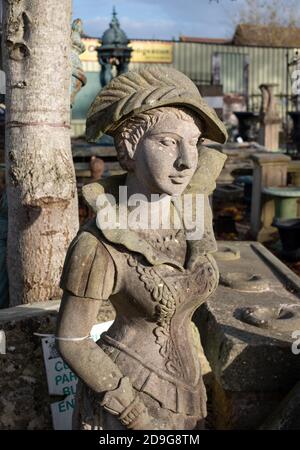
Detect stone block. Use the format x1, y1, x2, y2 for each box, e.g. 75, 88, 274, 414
194, 241, 300, 429
260, 381, 300, 430
210, 376, 285, 430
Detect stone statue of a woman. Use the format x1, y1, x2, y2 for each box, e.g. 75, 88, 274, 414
56, 66, 227, 430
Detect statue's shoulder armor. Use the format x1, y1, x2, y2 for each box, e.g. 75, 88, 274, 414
60, 221, 115, 300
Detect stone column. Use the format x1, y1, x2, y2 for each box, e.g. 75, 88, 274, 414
250, 153, 291, 242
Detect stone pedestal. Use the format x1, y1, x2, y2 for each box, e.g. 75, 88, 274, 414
288, 112, 300, 156
194, 241, 300, 430
250, 153, 291, 242
259, 122, 281, 151
288, 161, 300, 187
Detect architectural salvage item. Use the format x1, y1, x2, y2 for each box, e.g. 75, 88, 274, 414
56, 66, 227, 430
288, 112, 300, 157
234, 111, 259, 142
97, 8, 132, 88
288, 160, 300, 186
71, 18, 87, 106
90, 156, 105, 181
272, 218, 300, 261
258, 84, 281, 151
262, 186, 300, 220
250, 153, 291, 242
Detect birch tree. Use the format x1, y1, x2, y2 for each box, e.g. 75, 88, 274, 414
2, 0, 78, 305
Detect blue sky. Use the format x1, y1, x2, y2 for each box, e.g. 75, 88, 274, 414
72, 0, 300, 41
72, 0, 242, 40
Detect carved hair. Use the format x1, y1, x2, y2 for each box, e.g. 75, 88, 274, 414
113, 106, 204, 171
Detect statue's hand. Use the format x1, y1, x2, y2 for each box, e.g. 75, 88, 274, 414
100, 376, 136, 416
101, 376, 171, 430
101, 376, 151, 429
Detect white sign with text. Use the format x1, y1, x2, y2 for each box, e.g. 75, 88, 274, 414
41, 320, 113, 430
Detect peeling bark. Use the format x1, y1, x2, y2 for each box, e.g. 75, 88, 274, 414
3, 0, 79, 305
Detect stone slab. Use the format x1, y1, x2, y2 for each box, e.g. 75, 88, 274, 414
194, 241, 300, 392
260, 381, 300, 430
210, 376, 285, 430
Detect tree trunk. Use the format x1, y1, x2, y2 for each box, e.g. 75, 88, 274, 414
2, 0, 79, 305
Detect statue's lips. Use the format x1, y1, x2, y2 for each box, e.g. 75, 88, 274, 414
169, 175, 188, 185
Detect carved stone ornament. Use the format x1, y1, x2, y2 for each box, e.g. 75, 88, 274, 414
71, 18, 87, 106
56, 66, 227, 430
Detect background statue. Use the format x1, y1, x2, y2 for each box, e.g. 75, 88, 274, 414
56, 66, 227, 430
258, 83, 281, 150
71, 18, 87, 106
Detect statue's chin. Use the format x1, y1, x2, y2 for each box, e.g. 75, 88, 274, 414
140, 178, 189, 197
163, 184, 188, 197
154, 186, 186, 197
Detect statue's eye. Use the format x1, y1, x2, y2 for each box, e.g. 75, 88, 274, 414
160, 137, 177, 146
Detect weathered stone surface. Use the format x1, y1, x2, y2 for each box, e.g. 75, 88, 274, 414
194, 241, 300, 429
288, 161, 300, 187
209, 376, 285, 430
260, 381, 300, 430
215, 142, 259, 185
195, 241, 300, 393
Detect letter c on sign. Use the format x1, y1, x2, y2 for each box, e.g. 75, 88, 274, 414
55, 360, 63, 371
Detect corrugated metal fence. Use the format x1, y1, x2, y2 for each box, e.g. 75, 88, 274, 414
171, 42, 300, 119
73, 41, 300, 135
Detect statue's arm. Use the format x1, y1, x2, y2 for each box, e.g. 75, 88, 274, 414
56, 292, 153, 429
56, 231, 165, 429
56, 293, 123, 393
56, 297, 169, 430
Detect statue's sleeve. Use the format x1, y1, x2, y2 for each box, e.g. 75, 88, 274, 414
60, 231, 115, 300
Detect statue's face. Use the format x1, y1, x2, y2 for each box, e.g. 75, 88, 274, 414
133, 111, 201, 196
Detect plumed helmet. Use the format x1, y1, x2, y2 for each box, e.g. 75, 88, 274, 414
86, 65, 228, 144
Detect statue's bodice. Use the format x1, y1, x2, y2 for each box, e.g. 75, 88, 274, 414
96, 229, 219, 417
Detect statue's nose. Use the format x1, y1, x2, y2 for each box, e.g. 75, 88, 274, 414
175, 142, 194, 171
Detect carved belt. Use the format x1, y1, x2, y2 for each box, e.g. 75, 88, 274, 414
99, 333, 207, 418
